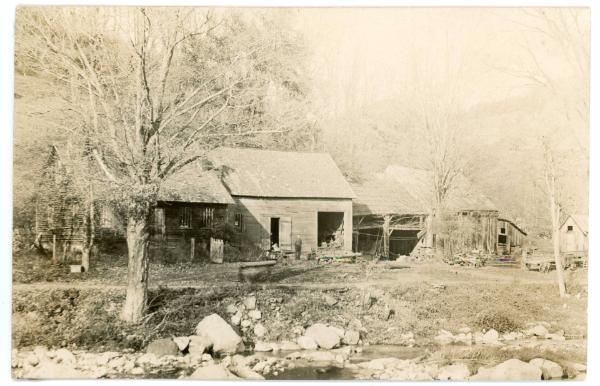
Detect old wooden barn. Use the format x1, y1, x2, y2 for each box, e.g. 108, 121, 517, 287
352, 165, 500, 258
210, 147, 356, 255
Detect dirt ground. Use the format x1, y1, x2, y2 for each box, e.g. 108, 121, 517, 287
12, 252, 588, 376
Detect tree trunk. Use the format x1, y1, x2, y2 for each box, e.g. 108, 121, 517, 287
121, 211, 151, 323
550, 195, 567, 297
81, 199, 95, 272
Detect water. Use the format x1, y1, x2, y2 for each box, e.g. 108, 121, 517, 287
267, 365, 359, 380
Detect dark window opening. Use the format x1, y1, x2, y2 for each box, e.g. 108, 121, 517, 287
179, 207, 192, 228
500, 227, 506, 234
199, 207, 214, 228
567, 225, 573, 232
498, 234, 507, 244
234, 213, 244, 232
270, 217, 280, 247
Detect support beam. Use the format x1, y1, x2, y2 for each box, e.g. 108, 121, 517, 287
383, 214, 391, 258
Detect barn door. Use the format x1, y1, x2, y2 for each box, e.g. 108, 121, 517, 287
279, 217, 292, 251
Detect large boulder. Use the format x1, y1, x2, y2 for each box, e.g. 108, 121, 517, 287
437, 363, 470, 380
525, 325, 549, 337
297, 335, 319, 350
342, 330, 360, 345
530, 358, 563, 379
229, 365, 265, 380
482, 329, 500, 344
195, 314, 243, 354
279, 341, 301, 351
304, 323, 341, 349
254, 323, 267, 338
470, 359, 542, 381
188, 335, 212, 355
188, 364, 240, 380
146, 338, 180, 357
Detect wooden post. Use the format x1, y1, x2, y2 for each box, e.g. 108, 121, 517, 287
190, 237, 195, 262
52, 235, 57, 263
383, 215, 391, 258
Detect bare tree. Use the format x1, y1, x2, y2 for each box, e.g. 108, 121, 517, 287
16, 7, 310, 322
496, 9, 589, 296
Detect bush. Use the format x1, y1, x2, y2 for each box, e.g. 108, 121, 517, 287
474, 308, 523, 333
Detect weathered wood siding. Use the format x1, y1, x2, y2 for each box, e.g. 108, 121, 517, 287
229, 196, 353, 252
560, 217, 588, 254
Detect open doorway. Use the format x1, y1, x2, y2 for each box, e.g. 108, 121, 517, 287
270, 217, 280, 247
318, 212, 344, 247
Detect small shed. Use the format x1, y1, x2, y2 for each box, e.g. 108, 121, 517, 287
497, 217, 528, 255
560, 214, 588, 256
209, 147, 356, 255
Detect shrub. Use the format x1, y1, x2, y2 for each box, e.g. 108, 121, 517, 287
474, 308, 523, 333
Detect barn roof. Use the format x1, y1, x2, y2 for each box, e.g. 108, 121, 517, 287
498, 217, 528, 236
158, 167, 234, 204
209, 147, 356, 199
352, 165, 497, 215
562, 214, 588, 235
351, 179, 427, 216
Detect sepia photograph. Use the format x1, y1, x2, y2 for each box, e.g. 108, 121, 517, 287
8, 2, 591, 381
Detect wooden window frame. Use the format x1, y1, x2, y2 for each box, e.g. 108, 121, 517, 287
234, 213, 244, 233
179, 206, 193, 229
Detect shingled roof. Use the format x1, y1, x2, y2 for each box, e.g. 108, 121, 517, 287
352, 179, 427, 216
158, 167, 233, 204
352, 165, 497, 216
209, 147, 356, 199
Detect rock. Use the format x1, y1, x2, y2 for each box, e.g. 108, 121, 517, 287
226, 303, 238, 314
231, 311, 242, 326
279, 341, 301, 351
458, 327, 471, 334
482, 329, 499, 344
188, 364, 240, 380
305, 323, 341, 349
324, 294, 338, 306
229, 365, 265, 380
173, 336, 190, 352
530, 358, 563, 379
503, 332, 518, 341
546, 333, 566, 341
437, 363, 471, 380
243, 296, 257, 310
252, 361, 268, 373
253, 341, 273, 352
24, 360, 88, 379
146, 338, 180, 357
241, 319, 252, 328
188, 335, 212, 355
195, 314, 243, 354
297, 335, 319, 350
525, 325, 548, 337
434, 330, 454, 345
470, 359, 542, 381
53, 349, 75, 365
202, 353, 213, 362
254, 323, 267, 337
330, 326, 345, 338
454, 333, 472, 345
343, 330, 360, 345
474, 331, 484, 344
570, 362, 586, 372
248, 310, 262, 320
348, 318, 363, 331
130, 367, 144, 376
